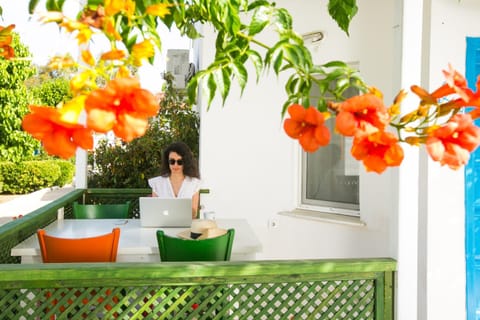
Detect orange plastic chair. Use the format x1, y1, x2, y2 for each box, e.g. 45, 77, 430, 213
37, 228, 120, 263
36, 228, 121, 318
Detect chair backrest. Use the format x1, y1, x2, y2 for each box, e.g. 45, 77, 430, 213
37, 228, 121, 263
156, 229, 235, 261
73, 201, 131, 219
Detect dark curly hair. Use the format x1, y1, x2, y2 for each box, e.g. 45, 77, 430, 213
160, 141, 200, 178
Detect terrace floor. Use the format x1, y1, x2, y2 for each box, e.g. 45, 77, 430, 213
0, 186, 74, 226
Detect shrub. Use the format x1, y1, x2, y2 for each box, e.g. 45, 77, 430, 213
54, 160, 75, 187
30, 77, 72, 106
0, 160, 74, 194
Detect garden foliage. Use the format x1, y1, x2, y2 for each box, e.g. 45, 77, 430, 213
0, 160, 74, 194
0, 33, 39, 162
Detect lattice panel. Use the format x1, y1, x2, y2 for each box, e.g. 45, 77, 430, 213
0, 279, 376, 319
85, 190, 151, 219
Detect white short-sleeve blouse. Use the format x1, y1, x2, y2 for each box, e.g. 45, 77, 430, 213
148, 176, 201, 198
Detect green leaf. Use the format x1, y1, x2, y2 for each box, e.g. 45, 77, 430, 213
247, 50, 263, 82
247, 0, 271, 11
213, 68, 232, 105
273, 51, 284, 75
328, 0, 358, 35
322, 60, 350, 68
265, 38, 288, 66
183, 23, 202, 39
285, 76, 300, 95
45, 0, 66, 11
298, 78, 312, 102
28, 0, 41, 14
206, 73, 217, 109
187, 73, 201, 105
336, 77, 350, 91
272, 8, 293, 31
231, 61, 248, 95
249, 13, 270, 36
282, 44, 300, 67
283, 43, 313, 70
226, 2, 242, 35
317, 99, 328, 111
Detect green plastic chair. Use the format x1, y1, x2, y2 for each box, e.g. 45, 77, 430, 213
72, 201, 131, 219
156, 229, 235, 261
155, 229, 235, 318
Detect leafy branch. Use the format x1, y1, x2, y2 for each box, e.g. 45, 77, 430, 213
26, 0, 360, 115
177, 0, 364, 113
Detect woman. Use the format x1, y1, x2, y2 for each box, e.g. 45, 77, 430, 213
148, 142, 201, 218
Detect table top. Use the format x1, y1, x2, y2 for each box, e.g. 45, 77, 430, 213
11, 218, 263, 261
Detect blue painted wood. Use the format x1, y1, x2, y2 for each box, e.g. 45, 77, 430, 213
465, 36, 480, 320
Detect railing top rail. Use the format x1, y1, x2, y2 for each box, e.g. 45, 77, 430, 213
84, 188, 151, 195
0, 188, 84, 236
0, 258, 396, 284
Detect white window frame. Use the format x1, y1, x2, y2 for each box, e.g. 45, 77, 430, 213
295, 65, 361, 218
296, 141, 360, 217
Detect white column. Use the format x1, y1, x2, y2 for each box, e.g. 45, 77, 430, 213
74, 148, 88, 188
393, 0, 424, 319
72, 0, 88, 189
421, 1, 467, 318
74, 110, 88, 188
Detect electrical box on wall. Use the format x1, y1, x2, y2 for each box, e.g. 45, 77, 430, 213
166, 49, 190, 89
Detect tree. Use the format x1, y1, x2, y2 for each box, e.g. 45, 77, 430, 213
29, 77, 72, 107
0, 33, 40, 162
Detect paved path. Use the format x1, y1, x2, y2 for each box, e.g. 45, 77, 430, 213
0, 186, 75, 226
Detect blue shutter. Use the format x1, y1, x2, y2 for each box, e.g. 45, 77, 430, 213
465, 36, 480, 320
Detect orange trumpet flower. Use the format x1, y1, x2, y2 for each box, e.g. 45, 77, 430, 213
335, 93, 390, 137
22, 106, 93, 159
84, 77, 160, 142
426, 113, 480, 169
431, 64, 471, 101
351, 130, 404, 174
0, 24, 16, 59
284, 104, 331, 152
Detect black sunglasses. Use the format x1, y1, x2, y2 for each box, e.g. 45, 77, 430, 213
169, 159, 184, 165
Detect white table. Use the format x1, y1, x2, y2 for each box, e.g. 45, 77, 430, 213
11, 219, 263, 263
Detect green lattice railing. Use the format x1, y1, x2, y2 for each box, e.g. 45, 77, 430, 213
83, 188, 152, 219
0, 259, 395, 319
0, 188, 396, 319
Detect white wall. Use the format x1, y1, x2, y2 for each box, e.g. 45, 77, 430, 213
418, 1, 480, 319
198, 1, 480, 318
198, 0, 397, 260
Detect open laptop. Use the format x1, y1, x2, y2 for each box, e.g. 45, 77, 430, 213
139, 197, 192, 227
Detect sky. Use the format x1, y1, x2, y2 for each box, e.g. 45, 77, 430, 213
0, 0, 193, 92
0, 1, 80, 65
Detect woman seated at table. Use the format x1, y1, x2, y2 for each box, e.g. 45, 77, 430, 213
148, 142, 202, 219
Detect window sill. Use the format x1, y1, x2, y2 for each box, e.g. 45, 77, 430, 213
278, 209, 366, 227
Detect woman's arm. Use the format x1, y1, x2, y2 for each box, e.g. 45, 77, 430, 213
191, 191, 200, 219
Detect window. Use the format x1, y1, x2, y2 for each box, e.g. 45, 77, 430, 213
299, 78, 360, 216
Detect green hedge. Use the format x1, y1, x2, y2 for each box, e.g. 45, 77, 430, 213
54, 160, 75, 187
0, 160, 74, 194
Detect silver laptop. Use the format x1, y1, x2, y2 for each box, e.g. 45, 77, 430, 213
139, 197, 192, 227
